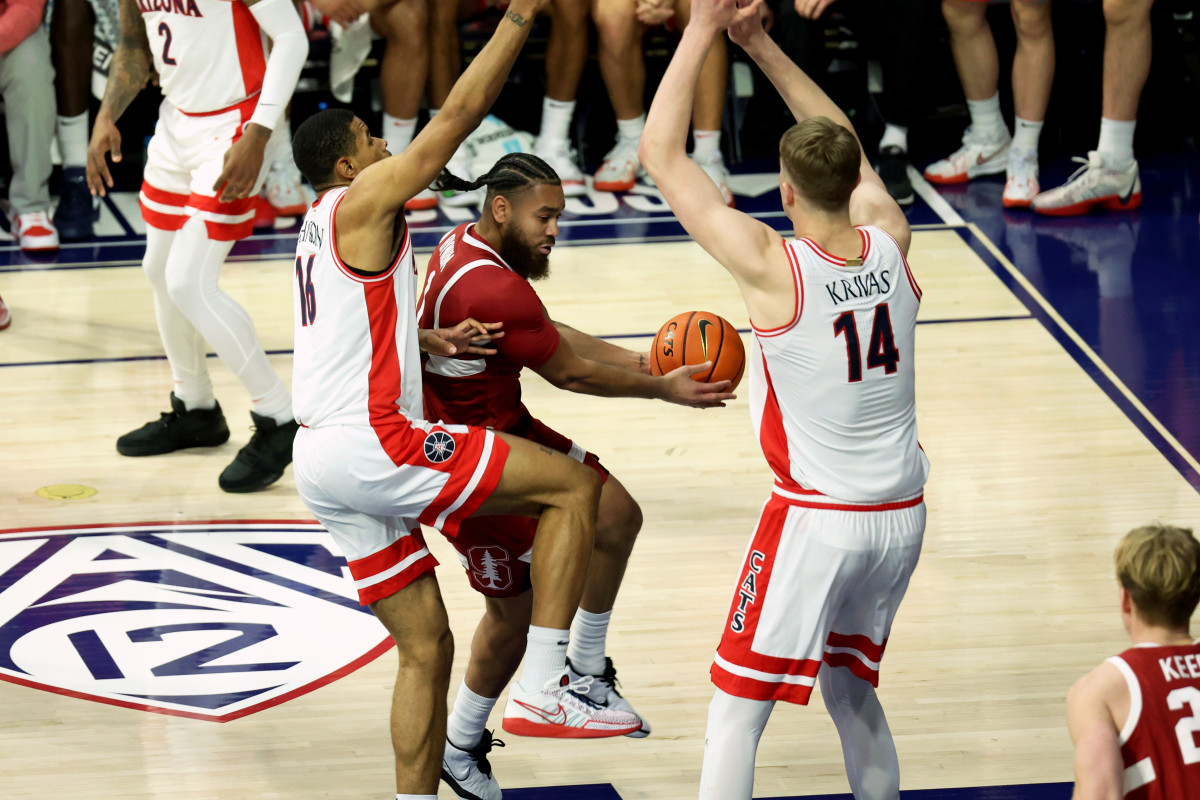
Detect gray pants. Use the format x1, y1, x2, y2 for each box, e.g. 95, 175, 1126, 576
0, 27, 55, 214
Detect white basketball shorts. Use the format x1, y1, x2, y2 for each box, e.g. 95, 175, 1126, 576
139, 96, 282, 241
293, 420, 509, 605
712, 492, 925, 705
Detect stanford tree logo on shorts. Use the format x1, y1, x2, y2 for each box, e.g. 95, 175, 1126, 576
424, 431, 456, 463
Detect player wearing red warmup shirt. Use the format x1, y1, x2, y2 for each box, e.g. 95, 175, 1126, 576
418, 152, 734, 800
1068, 523, 1200, 800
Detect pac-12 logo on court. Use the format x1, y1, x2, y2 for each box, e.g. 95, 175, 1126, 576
0, 521, 391, 722
424, 430, 456, 463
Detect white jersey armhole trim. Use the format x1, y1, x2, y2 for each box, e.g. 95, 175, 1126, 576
1107, 655, 1142, 746
875, 226, 922, 301
751, 239, 804, 338
327, 190, 410, 284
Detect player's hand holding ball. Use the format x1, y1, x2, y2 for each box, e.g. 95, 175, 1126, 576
651, 311, 745, 407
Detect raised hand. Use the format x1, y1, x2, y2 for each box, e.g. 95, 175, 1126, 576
727, 0, 769, 44
661, 362, 736, 408
794, 0, 837, 21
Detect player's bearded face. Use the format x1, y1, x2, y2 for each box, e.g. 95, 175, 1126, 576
498, 186, 564, 282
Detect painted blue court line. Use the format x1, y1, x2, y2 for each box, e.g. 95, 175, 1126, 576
494, 782, 1073, 799
0, 314, 1034, 370
956, 225, 1200, 493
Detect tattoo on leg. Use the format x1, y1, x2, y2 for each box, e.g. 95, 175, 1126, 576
505, 9, 527, 26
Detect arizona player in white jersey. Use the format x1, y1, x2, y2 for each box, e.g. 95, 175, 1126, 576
1067, 524, 1200, 800
85, 0, 307, 492
641, 0, 929, 797
288, 3, 646, 797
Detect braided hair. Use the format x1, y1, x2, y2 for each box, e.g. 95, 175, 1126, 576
434, 152, 561, 206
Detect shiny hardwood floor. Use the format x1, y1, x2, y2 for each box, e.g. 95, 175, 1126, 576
1, 229, 1197, 799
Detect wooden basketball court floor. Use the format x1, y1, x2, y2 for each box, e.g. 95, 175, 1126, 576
1, 216, 1198, 799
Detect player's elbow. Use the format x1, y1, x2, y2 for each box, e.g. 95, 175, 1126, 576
638, 137, 667, 180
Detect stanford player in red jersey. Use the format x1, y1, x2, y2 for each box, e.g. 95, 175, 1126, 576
418, 152, 734, 800
1068, 523, 1200, 800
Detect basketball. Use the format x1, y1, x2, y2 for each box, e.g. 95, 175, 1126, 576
650, 311, 746, 390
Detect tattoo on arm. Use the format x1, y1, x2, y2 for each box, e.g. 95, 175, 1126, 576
101, 0, 153, 121
505, 9, 527, 26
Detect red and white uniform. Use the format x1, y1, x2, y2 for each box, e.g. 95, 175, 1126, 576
292, 191, 510, 605
417, 223, 606, 597
713, 226, 930, 705
1108, 642, 1200, 798
136, 0, 279, 240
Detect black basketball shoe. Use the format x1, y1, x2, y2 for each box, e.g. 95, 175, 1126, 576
116, 394, 230, 456
876, 145, 914, 206
218, 411, 299, 493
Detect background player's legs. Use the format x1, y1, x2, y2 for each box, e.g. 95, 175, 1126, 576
697, 688, 774, 800
820, 666, 899, 800
1100, 0, 1152, 162
373, 0, 435, 209
371, 572, 455, 797
1, 26, 58, 252
1005, 0, 1053, 206
535, 0, 590, 193
426, 0, 461, 112
591, 0, 647, 191
925, 0, 1009, 184
50, 0, 97, 241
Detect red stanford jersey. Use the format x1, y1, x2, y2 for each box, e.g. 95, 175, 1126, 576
417, 223, 560, 431
1108, 642, 1200, 798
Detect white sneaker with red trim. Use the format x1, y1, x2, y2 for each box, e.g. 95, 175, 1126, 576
264, 159, 308, 216
13, 210, 59, 252
502, 673, 642, 738
535, 136, 586, 197
593, 139, 643, 193
0, 294, 11, 330
1031, 151, 1141, 216
405, 188, 439, 211
923, 126, 1010, 185
1002, 148, 1039, 209
567, 657, 650, 738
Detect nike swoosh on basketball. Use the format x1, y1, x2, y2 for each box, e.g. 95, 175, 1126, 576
697, 319, 713, 360
976, 147, 1005, 166
514, 699, 568, 725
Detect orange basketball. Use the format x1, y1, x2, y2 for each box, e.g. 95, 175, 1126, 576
650, 311, 745, 390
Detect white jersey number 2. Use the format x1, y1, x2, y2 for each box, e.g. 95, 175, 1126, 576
1167, 686, 1200, 764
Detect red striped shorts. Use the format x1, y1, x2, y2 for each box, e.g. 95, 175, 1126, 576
712, 492, 925, 704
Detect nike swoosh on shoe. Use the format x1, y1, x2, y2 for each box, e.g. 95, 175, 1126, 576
976, 147, 1006, 165
1118, 177, 1137, 205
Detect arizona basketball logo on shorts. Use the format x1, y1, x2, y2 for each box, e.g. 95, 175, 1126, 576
0, 521, 391, 722
424, 430, 456, 463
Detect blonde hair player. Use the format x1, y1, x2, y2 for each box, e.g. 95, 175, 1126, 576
640, 0, 929, 797
1067, 524, 1200, 799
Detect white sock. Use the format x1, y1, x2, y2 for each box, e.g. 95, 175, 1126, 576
539, 97, 575, 144
383, 113, 417, 155
57, 112, 89, 169
692, 129, 721, 163
616, 114, 646, 144
698, 689, 774, 800
879, 123, 907, 153
567, 609, 611, 676
966, 93, 1006, 141
820, 666, 899, 800
518, 625, 569, 691
1011, 117, 1043, 153
446, 682, 499, 750
1098, 117, 1136, 171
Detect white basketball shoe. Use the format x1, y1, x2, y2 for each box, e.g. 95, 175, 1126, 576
1031, 151, 1141, 216
535, 136, 586, 197
693, 151, 735, 208
593, 139, 644, 192
439, 148, 485, 208
923, 126, 1010, 185
568, 657, 651, 738
502, 672, 643, 738
441, 730, 504, 800
1002, 148, 1040, 209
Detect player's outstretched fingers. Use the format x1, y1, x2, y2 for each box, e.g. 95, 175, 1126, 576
664, 362, 735, 407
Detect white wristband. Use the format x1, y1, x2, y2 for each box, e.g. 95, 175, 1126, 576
246, 0, 308, 132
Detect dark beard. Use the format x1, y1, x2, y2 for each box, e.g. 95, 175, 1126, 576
499, 235, 551, 281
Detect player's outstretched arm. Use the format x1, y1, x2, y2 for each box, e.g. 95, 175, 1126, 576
728, 8, 910, 254
552, 322, 649, 373
534, 337, 734, 408
342, 0, 548, 218
639, 0, 780, 291
87, 0, 152, 196
1065, 665, 1125, 800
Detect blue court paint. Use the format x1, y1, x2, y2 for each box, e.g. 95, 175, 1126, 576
498, 782, 1073, 799
931, 153, 1200, 492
